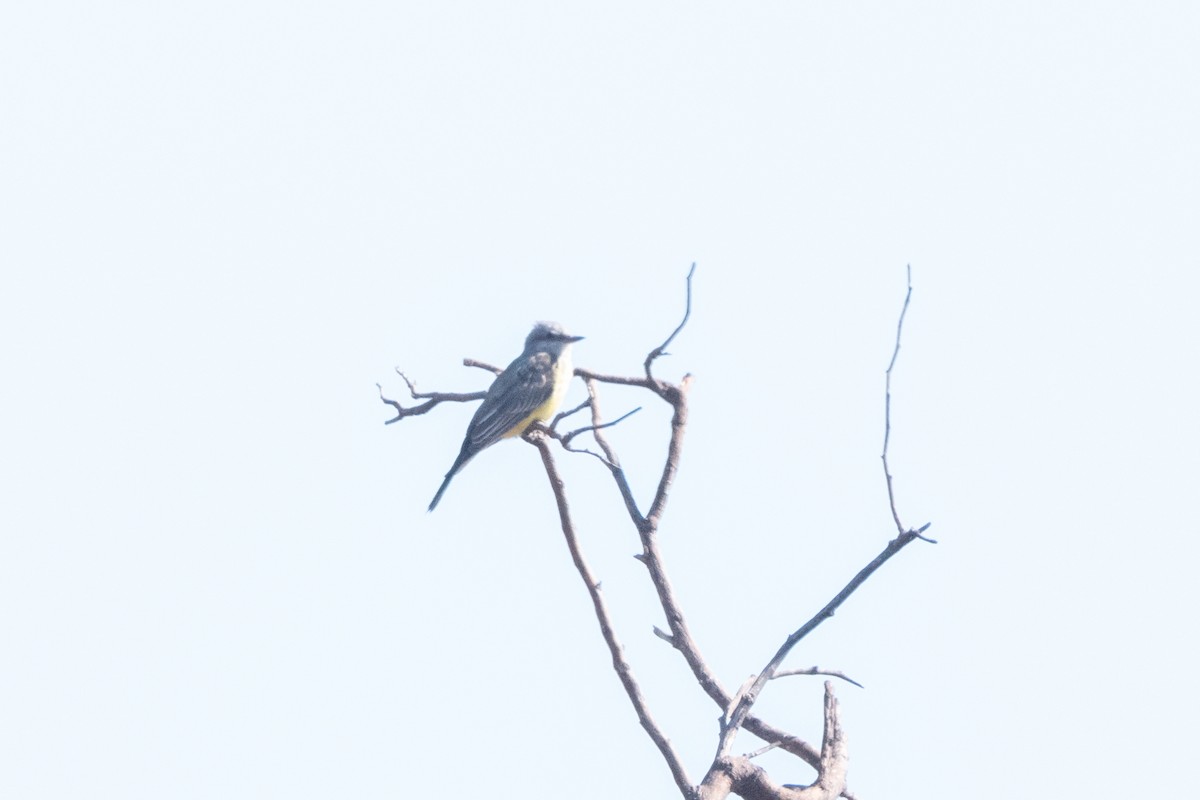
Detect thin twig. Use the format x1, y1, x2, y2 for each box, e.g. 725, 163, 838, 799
645, 263, 696, 379
744, 741, 782, 759
558, 442, 619, 469
773, 668, 864, 690
377, 372, 486, 425
574, 369, 656, 388
462, 357, 503, 375
539, 396, 639, 469
881, 267, 935, 544
582, 378, 646, 525
560, 406, 642, 448
553, 398, 593, 428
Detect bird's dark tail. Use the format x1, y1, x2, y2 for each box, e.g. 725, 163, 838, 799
428, 447, 474, 512
427, 470, 456, 512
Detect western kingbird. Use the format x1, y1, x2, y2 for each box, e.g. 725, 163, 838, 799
428, 321, 584, 512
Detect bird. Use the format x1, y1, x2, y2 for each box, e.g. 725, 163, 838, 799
428, 321, 584, 512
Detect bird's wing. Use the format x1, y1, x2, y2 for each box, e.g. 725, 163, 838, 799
464, 353, 555, 451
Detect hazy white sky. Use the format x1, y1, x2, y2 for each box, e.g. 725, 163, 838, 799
2, 3, 1198, 799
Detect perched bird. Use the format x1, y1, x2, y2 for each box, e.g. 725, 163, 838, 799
428, 322, 584, 512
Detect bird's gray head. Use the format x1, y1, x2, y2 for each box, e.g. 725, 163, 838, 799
525, 321, 584, 354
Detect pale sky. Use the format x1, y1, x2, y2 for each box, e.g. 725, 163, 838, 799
2, 3, 1198, 799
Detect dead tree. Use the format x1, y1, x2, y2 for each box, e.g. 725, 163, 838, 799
380, 265, 933, 800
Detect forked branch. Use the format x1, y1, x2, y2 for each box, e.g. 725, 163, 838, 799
706, 268, 934, 787
532, 435, 694, 797
698, 682, 848, 800
377, 371, 486, 425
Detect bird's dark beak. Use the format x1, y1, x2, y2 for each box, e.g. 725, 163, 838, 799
566, 334, 585, 343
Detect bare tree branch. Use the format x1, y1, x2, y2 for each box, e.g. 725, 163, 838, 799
531, 434, 694, 798
579, 377, 648, 526
385, 265, 929, 800
553, 398, 594, 427
560, 406, 642, 450
377, 371, 486, 425
773, 668, 864, 690
744, 742, 782, 760
645, 261, 696, 379
712, 269, 935, 766
882, 265, 935, 544
462, 357, 503, 375
571, 369, 656, 387
717, 523, 931, 763
565, 271, 846, 792
697, 682, 848, 800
